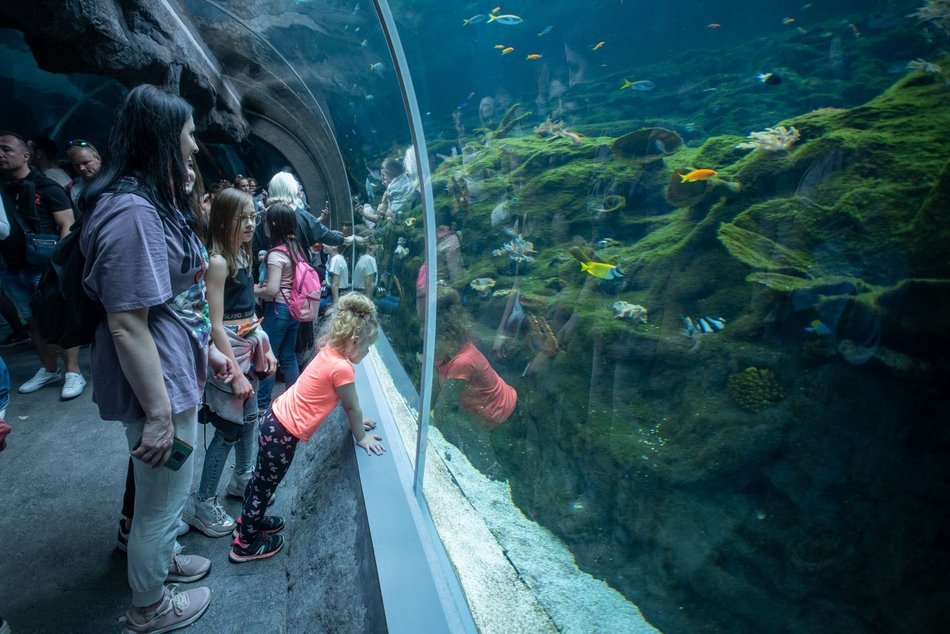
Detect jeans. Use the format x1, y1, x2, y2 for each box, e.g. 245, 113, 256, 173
124, 407, 197, 607
0, 267, 43, 322
257, 301, 299, 411
196, 412, 258, 499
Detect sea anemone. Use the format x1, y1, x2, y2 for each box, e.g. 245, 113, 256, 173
912, 1, 950, 35
736, 126, 800, 152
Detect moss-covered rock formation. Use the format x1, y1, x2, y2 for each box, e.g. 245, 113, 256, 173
383, 17, 950, 634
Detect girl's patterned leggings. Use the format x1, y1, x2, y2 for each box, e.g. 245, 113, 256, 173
237, 408, 300, 542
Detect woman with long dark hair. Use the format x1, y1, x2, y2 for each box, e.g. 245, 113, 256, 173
80, 84, 216, 632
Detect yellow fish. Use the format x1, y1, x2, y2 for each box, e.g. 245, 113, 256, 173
526, 53, 542, 60
494, 44, 506, 49
592, 41, 606, 50
620, 79, 655, 91
501, 47, 514, 55
680, 168, 718, 183
580, 260, 625, 280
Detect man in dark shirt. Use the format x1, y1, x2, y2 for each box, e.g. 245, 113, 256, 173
0, 131, 85, 399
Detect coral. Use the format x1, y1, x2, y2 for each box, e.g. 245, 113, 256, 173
527, 314, 559, 356
490, 104, 532, 139
912, 0, 950, 35
727, 367, 785, 412
535, 116, 584, 144
907, 58, 943, 75
492, 235, 536, 262
736, 126, 801, 152
612, 301, 648, 323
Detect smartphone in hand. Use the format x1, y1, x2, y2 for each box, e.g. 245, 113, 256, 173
132, 436, 194, 471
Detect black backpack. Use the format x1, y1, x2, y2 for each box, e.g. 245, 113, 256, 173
30, 216, 103, 347
30, 180, 158, 348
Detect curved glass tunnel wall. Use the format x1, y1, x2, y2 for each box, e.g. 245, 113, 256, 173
375, 0, 950, 633
3, 0, 950, 632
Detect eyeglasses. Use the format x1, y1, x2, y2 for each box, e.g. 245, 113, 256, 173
67, 139, 97, 152
240, 212, 262, 223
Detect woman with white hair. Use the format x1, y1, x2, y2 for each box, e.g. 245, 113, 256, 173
264, 171, 302, 208
252, 171, 350, 256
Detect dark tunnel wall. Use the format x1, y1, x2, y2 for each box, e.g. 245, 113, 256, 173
0, 0, 354, 218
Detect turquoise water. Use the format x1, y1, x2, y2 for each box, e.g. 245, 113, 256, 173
3, 1, 949, 631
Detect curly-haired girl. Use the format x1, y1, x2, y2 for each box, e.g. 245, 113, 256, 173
230, 293, 385, 562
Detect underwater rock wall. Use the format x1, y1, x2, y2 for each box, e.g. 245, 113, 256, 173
421, 53, 950, 633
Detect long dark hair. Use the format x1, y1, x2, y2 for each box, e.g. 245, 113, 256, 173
83, 84, 194, 226
266, 203, 305, 277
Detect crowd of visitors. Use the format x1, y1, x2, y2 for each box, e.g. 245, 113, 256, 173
0, 83, 387, 633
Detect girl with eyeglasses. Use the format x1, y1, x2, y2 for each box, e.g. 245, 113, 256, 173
184, 188, 277, 538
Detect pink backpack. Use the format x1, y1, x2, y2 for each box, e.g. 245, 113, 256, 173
271, 245, 321, 322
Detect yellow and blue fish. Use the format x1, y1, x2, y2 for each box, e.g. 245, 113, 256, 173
621, 79, 656, 91
580, 260, 624, 280
805, 319, 832, 336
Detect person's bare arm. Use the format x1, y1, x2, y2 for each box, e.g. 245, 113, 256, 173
108, 308, 173, 467
51, 208, 75, 237
331, 270, 341, 302
207, 254, 253, 399
363, 273, 375, 299
337, 382, 384, 455
255, 256, 283, 301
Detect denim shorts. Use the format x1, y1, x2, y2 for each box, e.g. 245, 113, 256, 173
0, 267, 44, 322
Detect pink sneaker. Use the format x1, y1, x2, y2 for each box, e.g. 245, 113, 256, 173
122, 585, 211, 633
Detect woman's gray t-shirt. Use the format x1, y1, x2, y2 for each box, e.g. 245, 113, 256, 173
81, 190, 210, 422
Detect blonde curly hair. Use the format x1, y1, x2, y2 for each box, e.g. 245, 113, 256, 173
319, 293, 379, 354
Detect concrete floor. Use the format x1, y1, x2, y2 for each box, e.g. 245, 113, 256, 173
0, 334, 379, 633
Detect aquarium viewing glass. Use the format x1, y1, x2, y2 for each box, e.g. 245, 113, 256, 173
374, 0, 950, 632
3, 0, 948, 631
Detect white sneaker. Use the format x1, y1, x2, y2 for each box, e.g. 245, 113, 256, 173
18, 367, 62, 394
225, 470, 252, 499
182, 494, 235, 538
61, 372, 87, 400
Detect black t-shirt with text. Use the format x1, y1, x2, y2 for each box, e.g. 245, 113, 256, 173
0, 168, 70, 268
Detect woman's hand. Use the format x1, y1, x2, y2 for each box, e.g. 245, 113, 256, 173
363, 418, 376, 431
208, 345, 235, 384
133, 417, 174, 468
263, 350, 278, 377
231, 373, 254, 400
492, 334, 511, 360
356, 434, 385, 456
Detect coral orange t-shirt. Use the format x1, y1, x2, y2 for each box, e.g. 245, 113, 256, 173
272, 345, 354, 441
436, 340, 517, 429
